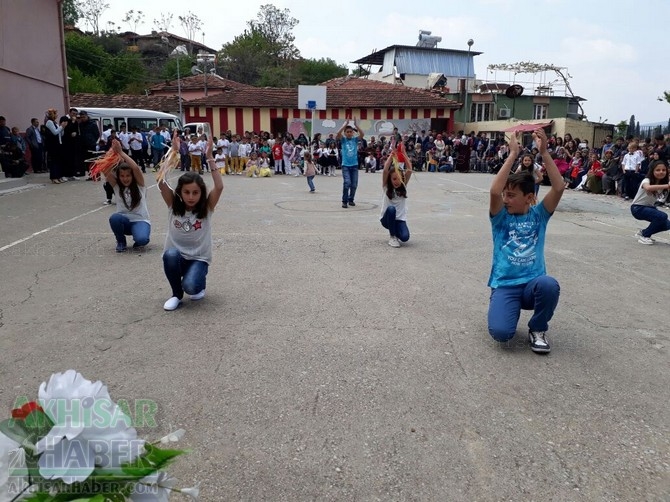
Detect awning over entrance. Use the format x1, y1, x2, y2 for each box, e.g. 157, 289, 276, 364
503, 121, 553, 133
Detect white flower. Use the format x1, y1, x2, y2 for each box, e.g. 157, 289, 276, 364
35, 370, 144, 484
0, 433, 29, 502
130, 471, 177, 502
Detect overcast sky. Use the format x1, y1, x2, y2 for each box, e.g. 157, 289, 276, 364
97, 0, 670, 126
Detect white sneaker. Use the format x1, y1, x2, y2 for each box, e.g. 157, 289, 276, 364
529, 330, 551, 354
634, 230, 655, 242
638, 236, 655, 245
190, 289, 206, 301
163, 296, 182, 311
388, 236, 401, 248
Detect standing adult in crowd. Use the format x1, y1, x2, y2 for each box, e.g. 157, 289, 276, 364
60, 107, 80, 180
44, 108, 68, 184
77, 110, 100, 177
25, 118, 45, 173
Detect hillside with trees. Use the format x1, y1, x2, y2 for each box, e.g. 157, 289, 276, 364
63, 0, 348, 94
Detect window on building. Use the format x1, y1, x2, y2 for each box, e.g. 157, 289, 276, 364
469, 103, 493, 122
533, 104, 548, 120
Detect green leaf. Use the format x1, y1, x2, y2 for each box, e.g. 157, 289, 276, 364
121, 443, 184, 478
0, 417, 30, 446
23, 410, 55, 439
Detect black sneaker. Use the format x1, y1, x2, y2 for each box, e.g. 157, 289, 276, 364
529, 330, 551, 354
342, 202, 348, 208
348, 201, 356, 207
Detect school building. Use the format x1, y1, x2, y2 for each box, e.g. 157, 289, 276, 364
180, 77, 461, 139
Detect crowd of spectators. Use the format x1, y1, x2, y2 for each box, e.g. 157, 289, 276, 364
2, 112, 668, 204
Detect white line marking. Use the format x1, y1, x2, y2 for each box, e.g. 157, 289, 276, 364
0, 205, 107, 252
0, 178, 168, 253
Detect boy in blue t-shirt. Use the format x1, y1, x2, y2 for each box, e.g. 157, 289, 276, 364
336, 117, 364, 208
488, 128, 565, 353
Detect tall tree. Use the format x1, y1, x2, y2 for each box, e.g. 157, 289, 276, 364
79, 0, 110, 36
627, 114, 636, 137
153, 13, 174, 34
248, 5, 300, 62
615, 121, 628, 137
61, 0, 81, 26
179, 11, 202, 54
217, 29, 272, 85
122, 10, 144, 34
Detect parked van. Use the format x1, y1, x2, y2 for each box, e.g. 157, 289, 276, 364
183, 122, 212, 138
83, 108, 183, 134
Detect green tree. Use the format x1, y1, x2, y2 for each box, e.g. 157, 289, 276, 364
248, 4, 300, 62
62, 0, 81, 26
296, 58, 348, 85
660, 91, 670, 104
615, 120, 628, 137
65, 32, 110, 77
79, 0, 110, 36
627, 114, 636, 137
162, 55, 194, 81
217, 29, 273, 85
67, 66, 105, 94
100, 52, 146, 93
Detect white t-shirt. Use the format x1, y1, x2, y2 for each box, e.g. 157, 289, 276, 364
214, 153, 226, 169
128, 132, 143, 151
380, 188, 408, 221
188, 141, 203, 156
115, 185, 150, 223
164, 209, 213, 264
632, 179, 666, 207
118, 131, 130, 150
216, 138, 230, 156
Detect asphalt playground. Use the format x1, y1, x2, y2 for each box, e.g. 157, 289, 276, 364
0, 169, 668, 500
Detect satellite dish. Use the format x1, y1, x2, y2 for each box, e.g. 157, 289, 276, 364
505, 84, 524, 98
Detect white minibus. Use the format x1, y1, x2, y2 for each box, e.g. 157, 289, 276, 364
82, 108, 183, 134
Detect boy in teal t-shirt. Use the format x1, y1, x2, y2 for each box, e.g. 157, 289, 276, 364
487, 129, 565, 353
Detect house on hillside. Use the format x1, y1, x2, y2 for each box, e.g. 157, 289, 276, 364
183, 77, 461, 139
0, 0, 68, 126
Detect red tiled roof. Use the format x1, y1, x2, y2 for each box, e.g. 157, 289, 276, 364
149, 74, 252, 92
186, 77, 460, 109
69, 93, 179, 112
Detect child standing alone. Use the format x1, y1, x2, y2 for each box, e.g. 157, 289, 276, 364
303, 152, 317, 192
487, 129, 564, 354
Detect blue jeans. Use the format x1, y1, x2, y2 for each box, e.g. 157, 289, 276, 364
631, 204, 670, 237
109, 213, 150, 247
488, 275, 560, 342
341, 165, 358, 203
380, 206, 410, 241
307, 175, 315, 191
152, 147, 164, 167
162, 248, 209, 298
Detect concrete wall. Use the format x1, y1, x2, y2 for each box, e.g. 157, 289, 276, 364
0, 0, 67, 127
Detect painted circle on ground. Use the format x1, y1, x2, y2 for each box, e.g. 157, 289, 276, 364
274, 200, 378, 212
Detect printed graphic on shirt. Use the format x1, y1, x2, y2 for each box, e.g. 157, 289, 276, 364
502, 221, 538, 266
